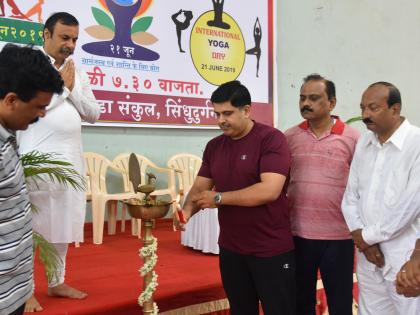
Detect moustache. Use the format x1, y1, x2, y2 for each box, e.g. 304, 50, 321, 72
60, 47, 74, 55
300, 106, 313, 113
363, 118, 374, 124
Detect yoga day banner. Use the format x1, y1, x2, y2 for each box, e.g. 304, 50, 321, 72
0, 0, 276, 128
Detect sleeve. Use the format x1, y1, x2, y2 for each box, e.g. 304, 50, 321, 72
362, 153, 420, 245
341, 140, 365, 232
260, 130, 290, 176
197, 142, 212, 179
67, 68, 100, 123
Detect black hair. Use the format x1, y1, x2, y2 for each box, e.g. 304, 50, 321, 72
368, 81, 402, 108
210, 80, 251, 108
0, 44, 64, 102
303, 73, 336, 100
44, 12, 79, 36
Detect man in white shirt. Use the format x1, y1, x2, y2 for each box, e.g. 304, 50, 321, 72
18, 12, 99, 312
342, 82, 420, 314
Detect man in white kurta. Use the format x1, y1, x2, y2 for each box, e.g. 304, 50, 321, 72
17, 12, 99, 312
342, 82, 420, 314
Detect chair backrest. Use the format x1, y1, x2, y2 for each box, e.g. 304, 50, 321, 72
167, 153, 202, 193
84, 152, 112, 194
112, 153, 158, 192
85, 174, 92, 201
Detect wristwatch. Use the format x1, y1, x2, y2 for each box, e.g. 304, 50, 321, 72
214, 192, 222, 206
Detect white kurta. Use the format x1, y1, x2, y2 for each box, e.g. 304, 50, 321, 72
342, 119, 420, 314
18, 53, 99, 243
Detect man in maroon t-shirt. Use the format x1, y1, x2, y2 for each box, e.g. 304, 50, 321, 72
175, 80, 296, 315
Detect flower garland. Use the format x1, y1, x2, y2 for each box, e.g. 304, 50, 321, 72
139, 236, 158, 276
138, 236, 159, 315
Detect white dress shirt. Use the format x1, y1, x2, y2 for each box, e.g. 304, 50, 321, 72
342, 119, 420, 278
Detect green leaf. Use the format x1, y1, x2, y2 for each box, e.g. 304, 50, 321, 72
131, 16, 153, 34
345, 116, 363, 124
33, 232, 62, 283
21, 151, 86, 191
92, 7, 115, 32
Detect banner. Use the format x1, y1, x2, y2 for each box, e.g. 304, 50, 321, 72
0, 0, 276, 128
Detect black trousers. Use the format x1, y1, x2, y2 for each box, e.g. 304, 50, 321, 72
219, 247, 296, 315
294, 237, 354, 315
8, 303, 25, 315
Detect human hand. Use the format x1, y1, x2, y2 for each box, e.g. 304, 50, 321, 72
59, 59, 75, 91
192, 190, 217, 209
351, 229, 370, 251
362, 244, 385, 268
396, 251, 420, 297
173, 208, 190, 231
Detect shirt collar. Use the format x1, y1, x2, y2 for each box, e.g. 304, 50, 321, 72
365, 118, 410, 150
298, 115, 345, 135
39, 46, 67, 69
0, 123, 15, 143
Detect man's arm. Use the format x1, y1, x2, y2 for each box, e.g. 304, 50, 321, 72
192, 172, 286, 209
361, 157, 420, 246
68, 68, 100, 123
342, 143, 365, 232
174, 176, 214, 230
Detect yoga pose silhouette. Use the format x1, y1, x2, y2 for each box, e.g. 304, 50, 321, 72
171, 9, 193, 53
0, 0, 28, 19
25, 0, 44, 23
207, 0, 230, 30
246, 18, 262, 77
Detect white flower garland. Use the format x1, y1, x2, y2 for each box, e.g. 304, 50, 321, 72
139, 236, 158, 276
138, 236, 159, 314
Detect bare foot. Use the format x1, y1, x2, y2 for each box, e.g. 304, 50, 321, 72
47, 283, 87, 299
24, 295, 43, 313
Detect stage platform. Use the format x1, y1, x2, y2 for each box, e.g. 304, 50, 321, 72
32, 219, 228, 315
31, 219, 357, 314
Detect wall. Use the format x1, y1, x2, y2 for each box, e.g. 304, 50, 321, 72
82, 126, 218, 164
277, 0, 420, 131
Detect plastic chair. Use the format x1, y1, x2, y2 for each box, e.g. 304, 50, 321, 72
75, 174, 92, 248
167, 153, 202, 195
112, 153, 177, 237
84, 152, 139, 244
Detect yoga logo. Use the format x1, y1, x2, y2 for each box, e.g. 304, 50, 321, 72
82, 0, 160, 61
190, 0, 245, 85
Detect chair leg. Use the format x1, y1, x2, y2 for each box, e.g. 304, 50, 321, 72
92, 196, 106, 244
131, 217, 138, 236
121, 203, 126, 232
107, 200, 117, 235
137, 219, 142, 239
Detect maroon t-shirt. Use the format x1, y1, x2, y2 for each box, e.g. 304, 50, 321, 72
198, 122, 294, 257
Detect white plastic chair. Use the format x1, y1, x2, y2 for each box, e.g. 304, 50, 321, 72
112, 153, 177, 237
167, 153, 202, 195
84, 152, 139, 244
